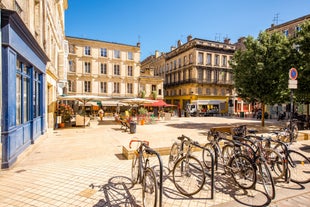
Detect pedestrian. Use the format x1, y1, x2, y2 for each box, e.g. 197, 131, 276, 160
98, 108, 104, 121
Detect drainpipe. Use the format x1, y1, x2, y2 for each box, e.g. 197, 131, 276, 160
0, 9, 3, 166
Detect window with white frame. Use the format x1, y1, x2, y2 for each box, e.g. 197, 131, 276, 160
100, 63, 107, 74
215, 55, 220, 66
84, 46, 91, 55
207, 70, 211, 82
100, 48, 107, 57
113, 82, 120, 93
128, 52, 133, 60
100, 82, 107, 93
222, 55, 227, 67
128, 66, 133, 76
198, 52, 203, 64
114, 50, 120, 58
84, 81, 91, 92
114, 64, 120, 75
207, 54, 212, 65
84, 62, 91, 73
127, 83, 133, 93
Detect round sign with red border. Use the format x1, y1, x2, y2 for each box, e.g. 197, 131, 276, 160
289, 68, 298, 80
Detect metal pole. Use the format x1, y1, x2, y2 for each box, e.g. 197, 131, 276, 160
290, 89, 293, 141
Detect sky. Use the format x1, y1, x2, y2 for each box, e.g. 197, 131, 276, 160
65, 0, 310, 60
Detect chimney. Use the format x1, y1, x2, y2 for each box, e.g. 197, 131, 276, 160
137, 42, 140, 47
171, 46, 176, 51
155, 50, 159, 58
187, 35, 192, 42
224, 38, 231, 44
177, 40, 182, 47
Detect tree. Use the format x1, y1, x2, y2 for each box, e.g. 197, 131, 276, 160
292, 21, 310, 118
231, 31, 292, 126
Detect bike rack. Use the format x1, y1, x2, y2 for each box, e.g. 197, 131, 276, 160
180, 136, 215, 199
145, 147, 164, 207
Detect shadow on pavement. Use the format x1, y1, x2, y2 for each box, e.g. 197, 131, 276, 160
91, 176, 139, 207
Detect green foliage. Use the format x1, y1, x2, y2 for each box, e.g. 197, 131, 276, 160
231, 31, 292, 105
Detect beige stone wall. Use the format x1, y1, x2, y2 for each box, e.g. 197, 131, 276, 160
66, 37, 141, 98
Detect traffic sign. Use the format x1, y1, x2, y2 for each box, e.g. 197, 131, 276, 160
289, 68, 298, 80
288, 79, 298, 89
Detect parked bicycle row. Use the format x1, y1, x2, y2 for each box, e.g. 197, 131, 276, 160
128, 124, 309, 207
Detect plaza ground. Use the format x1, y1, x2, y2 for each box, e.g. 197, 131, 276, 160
0, 116, 309, 206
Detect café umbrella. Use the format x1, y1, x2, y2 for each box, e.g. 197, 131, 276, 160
57, 94, 110, 127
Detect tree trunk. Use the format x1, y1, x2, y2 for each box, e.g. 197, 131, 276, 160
261, 102, 265, 127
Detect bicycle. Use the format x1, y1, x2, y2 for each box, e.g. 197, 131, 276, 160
168, 135, 209, 196
268, 130, 310, 184
226, 135, 275, 199
202, 130, 235, 171
129, 139, 158, 207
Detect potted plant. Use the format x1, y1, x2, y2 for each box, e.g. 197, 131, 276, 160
138, 107, 148, 125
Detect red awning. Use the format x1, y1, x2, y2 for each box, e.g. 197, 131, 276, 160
144, 99, 175, 107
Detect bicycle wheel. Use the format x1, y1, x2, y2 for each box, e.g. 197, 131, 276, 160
258, 161, 275, 200
288, 150, 310, 184
131, 151, 140, 184
228, 154, 256, 189
263, 148, 285, 180
168, 142, 179, 172
142, 167, 158, 207
202, 143, 214, 169
222, 144, 234, 167
172, 155, 206, 196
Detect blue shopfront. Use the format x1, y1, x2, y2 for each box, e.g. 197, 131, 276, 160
1, 10, 49, 168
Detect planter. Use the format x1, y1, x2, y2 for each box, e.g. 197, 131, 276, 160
140, 119, 145, 125
58, 123, 65, 128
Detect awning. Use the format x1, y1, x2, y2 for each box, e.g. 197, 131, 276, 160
144, 99, 176, 107
101, 100, 128, 106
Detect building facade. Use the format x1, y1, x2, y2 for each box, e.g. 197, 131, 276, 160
66, 36, 143, 99
142, 35, 236, 115
1, 0, 67, 168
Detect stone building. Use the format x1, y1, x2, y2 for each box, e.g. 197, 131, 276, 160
142, 35, 236, 115
266, 14, 310, 37
66, 36, 143, 100
0, 0, 67, 168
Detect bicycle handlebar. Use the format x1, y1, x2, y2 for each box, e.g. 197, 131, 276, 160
129, 139, 149, 148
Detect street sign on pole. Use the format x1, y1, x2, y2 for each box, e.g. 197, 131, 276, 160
288, 79, 298, 89
289, 68, 298, 80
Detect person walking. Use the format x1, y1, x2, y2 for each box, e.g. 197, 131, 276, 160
98, 108, 104, 121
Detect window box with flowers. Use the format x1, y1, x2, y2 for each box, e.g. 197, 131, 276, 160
57, 103, 74, 128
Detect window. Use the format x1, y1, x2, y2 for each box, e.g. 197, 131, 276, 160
213, 88, 217, 95
178, 58, 181, 68
215, 55, 219, 66
128, 52, 133, 60
207, 70, 211, 82
152, 85, 156, 91
69, 60, 75, 72
189, 54, 193, 64
158, 89, 162, 95
114, 50, 120, 58
68, 80, 72, 92
206, 88, 211, 95
174, 60, 177, 69
283, 29, 289, 37
198, 52, 203, 64
222, 56, 227, 67
84, 81, 91, 92
198, 69, 203, 81
127, 83, 133, 93
84, 46, 91, 55
184, 56, 187, 65
33, 71, 41, 118
128, 66, 133, 76
16, 61, 30, 124
114, 65, 120, 75
207, 54, 212, 65
100, 48, 107, 57
113, 82, 120, 93
100, 63, 107, 74
84, 62, 91, 73
100, 82, 107, 93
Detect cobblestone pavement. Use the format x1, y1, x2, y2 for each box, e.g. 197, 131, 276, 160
0, 116, 309, 206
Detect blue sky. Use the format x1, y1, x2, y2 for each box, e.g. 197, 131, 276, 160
65, 0, 310, 60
